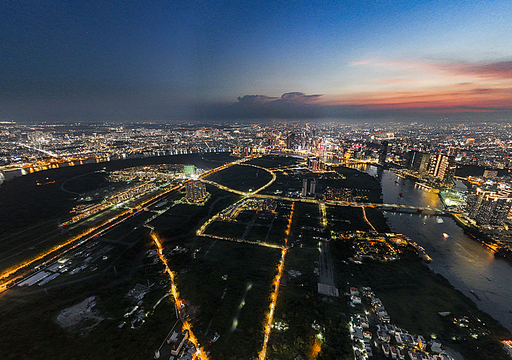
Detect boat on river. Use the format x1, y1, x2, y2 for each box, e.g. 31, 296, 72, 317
470, 290, 481, 301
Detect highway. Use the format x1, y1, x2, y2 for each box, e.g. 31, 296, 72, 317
0, 158, 247, 293
199, 177, 454, 214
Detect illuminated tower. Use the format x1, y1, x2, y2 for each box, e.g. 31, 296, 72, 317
186, 181, 206, 202
427, 154, 455, 183
301, 179, 308, 197
309, 178, 316, 196
472, 189, 512, 226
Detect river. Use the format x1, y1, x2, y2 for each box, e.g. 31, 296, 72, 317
360, 164, 512, 333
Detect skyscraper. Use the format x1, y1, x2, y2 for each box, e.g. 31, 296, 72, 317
471, 189, 512, 226
309, 178, 316, 195
406, 150, 430, 173
301, 178, 308, 197
186, 181, 207, 202
427, 154, 455, 183
379, 141, 389, 164
301, 178, 316, 198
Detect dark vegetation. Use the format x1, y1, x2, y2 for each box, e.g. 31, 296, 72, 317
0, 234, 178, 360
326, 206, 373, 232
2, 154, 511, 360
204, 164, 273, 193
455, 164, 510, 178
364, 207, 391, 233
246, 155, 303, 169
329, 166, 383, 203
267, 246, 353, 360
262, 171, 303, 195
176, 239, 281, 360
205, 221, 247, 239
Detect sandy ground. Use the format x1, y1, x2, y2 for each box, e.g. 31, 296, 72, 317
444, 346, 465, 360
56, 296, 104, 332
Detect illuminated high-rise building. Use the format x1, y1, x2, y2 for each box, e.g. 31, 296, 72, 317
427, 154, 455, 183
406, 150, 430, 173
186, 181, 206, 202
301, 178, 308, 197
301, 178, 316, 198
474, 191, 512, 226
309, 178, 316, 195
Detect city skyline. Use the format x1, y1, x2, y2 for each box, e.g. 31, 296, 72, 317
1, 0, 512, 122
2, 120, 512, 359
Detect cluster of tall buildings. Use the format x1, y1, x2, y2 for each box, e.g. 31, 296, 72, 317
307, 157, 328, 172
185, 181, 207, 202
301, 178, 316, 198
468, 188, 512, 226
405, 151, 456, 184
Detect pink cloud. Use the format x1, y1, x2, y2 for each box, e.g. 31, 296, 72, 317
351, 57, 512, 80
436, 61, 512, 79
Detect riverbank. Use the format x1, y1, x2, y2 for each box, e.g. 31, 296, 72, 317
354, 165, 512, 334
330, 238, 512, 360
391, 169, 507, 262
451, 215, 496, 247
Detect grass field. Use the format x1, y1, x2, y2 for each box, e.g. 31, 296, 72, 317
246, 155, 303, 169
245, 224, 271, 242
204, 221, 248, 239
174, 239, 282, 360
0, 153, 233, 236
267, 246, 353, 360
330, 166, 383, 203
151, 187, 241, 241
205, 164, 273, 193
262, 172, 303, 195
0, 233, 178, 360
326, 206, 373, 232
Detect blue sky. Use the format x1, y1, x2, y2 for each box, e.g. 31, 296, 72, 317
1, 0, 511, 122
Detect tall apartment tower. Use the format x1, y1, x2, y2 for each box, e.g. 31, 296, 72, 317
301, 178, 316, 198
406, 150, 430, 173
427, 154, 456, 183
471, 189, 512, 226
186, 181, 207, 202
301, 179, 308, 197
379, 141, 389, 164
309, 178, 316, 195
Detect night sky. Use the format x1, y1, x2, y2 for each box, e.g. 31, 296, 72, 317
1, 0, 512, 122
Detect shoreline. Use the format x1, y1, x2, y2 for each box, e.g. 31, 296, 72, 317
360, 165, 512, 336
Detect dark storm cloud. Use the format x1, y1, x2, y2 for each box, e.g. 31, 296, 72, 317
278, 92, 323, 102
235, 92, 322, 106
204, 92, 325, 120
201, 91, 512, 122
236, 95, 279, 104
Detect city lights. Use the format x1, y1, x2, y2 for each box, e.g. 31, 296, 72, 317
259, 203, 294, 360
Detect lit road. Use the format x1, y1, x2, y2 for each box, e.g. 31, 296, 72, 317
258, 203, 294, 360
0, 182, 182, 292
199, 166, 452, 215
149, 231, 209, 360
0, 159, 247, 294
199, 178, 452, 213
196, 163, 456, 256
